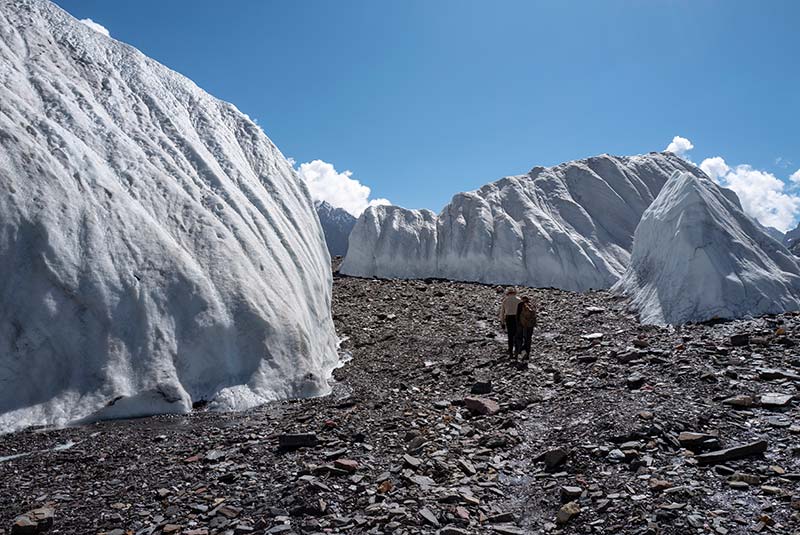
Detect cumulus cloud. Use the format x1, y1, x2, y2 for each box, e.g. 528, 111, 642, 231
700, 157, 800, 232
665, 136, 694, 158
700, 156, 730, 180
297, 160, 390, 217
791, 169, 800, 184
79, 18, 110, 37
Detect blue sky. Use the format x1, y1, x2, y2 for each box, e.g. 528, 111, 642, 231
57, 0, 799, 228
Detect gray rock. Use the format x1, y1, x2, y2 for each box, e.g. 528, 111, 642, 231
487, 512, 515, 523
470, 380, 493, 395
278, 433, 318, 449
695, 440, 769, 465
11, 507, 54, 535
730, 333, 750, 347
556, 501, 581, 525
627, 373, 646, 389
539, 447, 568, 470
464, 397, 500, 416
403, 454, 422, 469
722, 395, 754, 408
560, 486, 583, 502
491, 526, 527, 535
758, 368, 800, 381
457, 458, 477, 476
678, 431, 720, 450
419, 507, 440, 527
760, 393, 793, 408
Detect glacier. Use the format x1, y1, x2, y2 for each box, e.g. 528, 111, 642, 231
0, 0, 339, 434
342, 152, 700, 291
614, 172, 800, 325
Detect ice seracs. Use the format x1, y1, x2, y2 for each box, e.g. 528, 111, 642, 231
343, 205, 440, 279
0, 0, 339, 434
615, 172, 800, 325
342, 152, 700, 291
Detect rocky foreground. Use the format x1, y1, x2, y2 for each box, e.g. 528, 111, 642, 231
1, 276, 799, 535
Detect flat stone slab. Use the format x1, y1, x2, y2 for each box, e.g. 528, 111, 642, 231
678, 431, 718, 448
758, 368, 800, 381
760, 393, 794, 408
581, 332, 604, 340
722, 395, 753, 408
695, 440, 768, 465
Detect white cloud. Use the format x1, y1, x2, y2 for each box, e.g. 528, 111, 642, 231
368, 197, 392, 209
296, 159, 390, 217
791, 169, 800, 184
79, 18, 110, 37
700, 156, 800, 232
665, 135, 694, 158
700, 156, 730, 180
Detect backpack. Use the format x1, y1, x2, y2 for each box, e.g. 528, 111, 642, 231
518, 300, 537, 328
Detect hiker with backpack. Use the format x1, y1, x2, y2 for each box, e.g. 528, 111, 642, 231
499, 288, 522, 358
515, 295, 537, 359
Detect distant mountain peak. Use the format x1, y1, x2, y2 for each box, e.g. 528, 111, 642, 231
315, 201, 356, 257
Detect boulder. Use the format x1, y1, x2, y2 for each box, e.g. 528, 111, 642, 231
464, 397, 500, 416
11, 507, 54, 535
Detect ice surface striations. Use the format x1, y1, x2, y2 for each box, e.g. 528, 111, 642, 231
0, 0, 339, 433
315, 201, 356, 257
615, 172, 800, 325
341, 152, 699, 291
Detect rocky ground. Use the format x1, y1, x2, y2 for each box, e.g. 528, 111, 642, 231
1, 274, 799, 535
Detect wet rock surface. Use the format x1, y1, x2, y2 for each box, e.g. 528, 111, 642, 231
1, 276, 799, 534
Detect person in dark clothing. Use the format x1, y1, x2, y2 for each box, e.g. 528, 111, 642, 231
499, 288, 522, 357
514, 295, 537, 359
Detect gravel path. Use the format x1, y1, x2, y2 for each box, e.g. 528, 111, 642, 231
1, 276, 798, 534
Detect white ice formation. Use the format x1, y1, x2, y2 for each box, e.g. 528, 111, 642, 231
0, 0, 339, 434
615, 172, 800, 324
342, 152, 699, 291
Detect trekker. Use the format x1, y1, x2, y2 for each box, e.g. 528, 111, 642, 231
499, 288, 522, 357
515, 295, 537, 359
